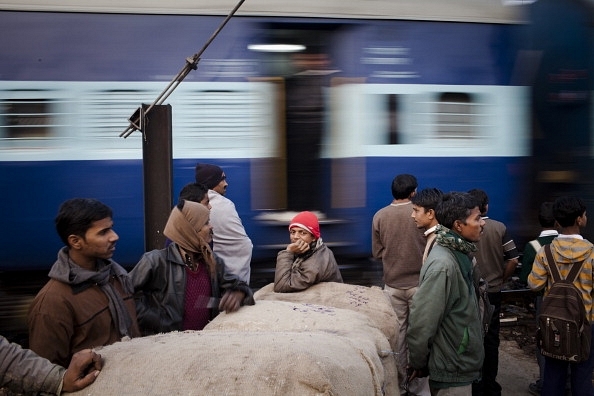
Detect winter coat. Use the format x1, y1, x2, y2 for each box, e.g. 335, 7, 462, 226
274, 242, 343, 292
408, 243, 484, 386
129, 243, 254, 335
28, 247, 140, 367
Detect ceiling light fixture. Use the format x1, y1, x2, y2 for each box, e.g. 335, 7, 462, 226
247, 44, 306, 53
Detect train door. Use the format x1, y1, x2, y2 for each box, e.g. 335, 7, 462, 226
523, 0, 594, 239
249, 22, 343, 214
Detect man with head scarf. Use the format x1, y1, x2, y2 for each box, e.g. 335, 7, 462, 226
195, 163, 253, 284
129, 200, 254, 335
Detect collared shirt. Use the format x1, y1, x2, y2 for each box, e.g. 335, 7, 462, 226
558, 234, 583, 240
424, 225, 438, 237
539, 230, 559, 238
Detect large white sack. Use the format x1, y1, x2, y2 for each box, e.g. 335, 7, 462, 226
254, 282, 398, 348
67, 282, 400, 396
205, 299, 399, 395
67, 330, 388, 396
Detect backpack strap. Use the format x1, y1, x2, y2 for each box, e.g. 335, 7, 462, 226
544, 244, 585, 283
529, 239, 542, 253
427, 237, 437, 256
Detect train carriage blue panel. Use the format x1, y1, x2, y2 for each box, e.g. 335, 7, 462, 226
0, 9, 531, 271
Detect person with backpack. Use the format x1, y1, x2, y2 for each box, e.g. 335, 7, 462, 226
528, 195, 594, 396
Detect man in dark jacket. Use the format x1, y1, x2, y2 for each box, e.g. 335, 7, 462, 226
130, 200, 254, 335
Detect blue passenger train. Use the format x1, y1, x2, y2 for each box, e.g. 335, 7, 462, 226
0, 0, 592, 279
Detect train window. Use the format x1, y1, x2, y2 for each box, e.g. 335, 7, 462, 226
80, 87, 157, 157
77, 82, 278, 159
387, 94, 400, 144
174, 86, 276, 156
1, 99, 53, 138
360, 92, 403, 146
332, 83, 528, 158
85, 89, 156, 139
180, 90, 256, 143
435, 92, 476, 139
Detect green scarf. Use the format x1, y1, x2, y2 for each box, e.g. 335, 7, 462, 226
435, 224, 476, 291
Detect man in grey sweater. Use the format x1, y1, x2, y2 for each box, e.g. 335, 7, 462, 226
372, 173, 428, 395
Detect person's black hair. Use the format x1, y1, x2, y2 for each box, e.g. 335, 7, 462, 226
467, 189, 489, 215
538, 202, 556, 228
391, 174, 418, 200
411, 188, 443, 211
179, 182, 208, 204
435, 191, 477, 229
553, 195, 586, 228
55, 198, 113, 245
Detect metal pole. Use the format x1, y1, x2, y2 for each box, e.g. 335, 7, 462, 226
120, 0, 246, 138
141, 104, 173, 251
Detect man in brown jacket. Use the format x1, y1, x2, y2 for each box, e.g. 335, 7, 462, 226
28, 198, 140, 367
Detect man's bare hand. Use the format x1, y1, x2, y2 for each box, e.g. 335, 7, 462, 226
62, 349, 103, 392
287, 239, 311, 254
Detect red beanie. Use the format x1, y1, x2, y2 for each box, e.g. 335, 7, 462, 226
289, 211, 320, 239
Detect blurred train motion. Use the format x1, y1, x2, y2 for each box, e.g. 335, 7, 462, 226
0, 0, 593, 292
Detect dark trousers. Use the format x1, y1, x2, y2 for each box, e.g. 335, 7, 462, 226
473, 291, 502, 396
534, 295, 545, 384
541, 326, 594, 396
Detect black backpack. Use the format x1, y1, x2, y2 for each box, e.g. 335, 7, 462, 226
537, 244, 591, 362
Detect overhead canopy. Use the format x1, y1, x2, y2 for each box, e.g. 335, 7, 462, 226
0, 0, 527, 24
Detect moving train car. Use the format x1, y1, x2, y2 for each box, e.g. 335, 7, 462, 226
0, 0, 548, 282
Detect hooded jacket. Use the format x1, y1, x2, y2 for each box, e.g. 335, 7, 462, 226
130, 242, 254, 335
28, 247, 140, 367
528, 236, 594, 322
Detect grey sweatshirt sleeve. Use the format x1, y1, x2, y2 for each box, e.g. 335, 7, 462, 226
1, 335, 65, 395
